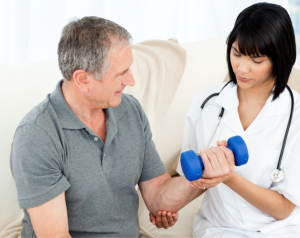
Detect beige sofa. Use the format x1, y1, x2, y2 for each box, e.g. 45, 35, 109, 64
1, 37, 299, 238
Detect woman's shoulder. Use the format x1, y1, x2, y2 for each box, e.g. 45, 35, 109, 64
288, 88, 300, 116
191, 82, 228, 105
291, 88, 300, 103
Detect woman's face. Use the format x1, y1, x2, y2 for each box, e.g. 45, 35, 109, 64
230, 41, 274, 90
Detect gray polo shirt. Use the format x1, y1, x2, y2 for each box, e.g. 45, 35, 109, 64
10, 80, 167, 238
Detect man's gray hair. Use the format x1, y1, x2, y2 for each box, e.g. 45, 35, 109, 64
58, 16, 132, 81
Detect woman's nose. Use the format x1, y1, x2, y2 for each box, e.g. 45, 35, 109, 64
238, 57, 250, 74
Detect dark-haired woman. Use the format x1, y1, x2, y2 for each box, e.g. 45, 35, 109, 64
177, 3, 300, 237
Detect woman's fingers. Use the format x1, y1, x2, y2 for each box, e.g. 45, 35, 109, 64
217, 140, 228, 146
149, 213, 156, 225
191, 174, 228, 190
191, 180, 204, 189
201, 148, 222, 178
161, 211, 169, 229
199, 174, 228, 185
205, 147, 220, 171
151, 211, 179, 229
217, 146, 235, 167
154, 211, 169, 229
166, 212, 175, 227
172, 212, 179, 223
201, 144, 235, 179
200, 149, 213, 174
155, 211, 162, 228
209, 146, 231, 175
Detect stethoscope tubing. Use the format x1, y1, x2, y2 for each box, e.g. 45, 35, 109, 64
277, 85, 294, 170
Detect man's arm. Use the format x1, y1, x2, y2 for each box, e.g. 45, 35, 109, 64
139, 173, 203, 215
27, 192, 71, 238
139, 142, 235, 215
139, 172, 228, 215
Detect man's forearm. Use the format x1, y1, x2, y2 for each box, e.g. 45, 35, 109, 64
141, 175, 204, 215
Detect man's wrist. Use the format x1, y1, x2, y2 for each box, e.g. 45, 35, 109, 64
223, 171, 238, 185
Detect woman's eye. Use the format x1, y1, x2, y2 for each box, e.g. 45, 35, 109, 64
253, 60, 263, 64
233, 52, 241, 57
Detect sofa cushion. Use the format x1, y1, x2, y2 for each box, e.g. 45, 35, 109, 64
126, 39, 186, 134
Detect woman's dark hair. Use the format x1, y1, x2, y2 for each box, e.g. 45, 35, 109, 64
226, 3, 296, 100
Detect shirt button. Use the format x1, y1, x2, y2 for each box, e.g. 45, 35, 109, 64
94, 137, 98, 141
242, 201, 248, 207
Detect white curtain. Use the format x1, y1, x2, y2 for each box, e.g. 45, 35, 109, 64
0, 0, 283, 65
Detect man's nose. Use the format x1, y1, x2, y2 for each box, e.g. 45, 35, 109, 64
123, 70, 135, 86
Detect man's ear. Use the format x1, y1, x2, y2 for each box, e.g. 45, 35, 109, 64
72, 69, 90, 92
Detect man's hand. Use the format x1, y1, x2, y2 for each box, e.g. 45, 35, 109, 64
190, 140, 234, 190
149, 211, 178, 229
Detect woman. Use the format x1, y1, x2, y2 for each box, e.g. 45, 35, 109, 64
177, 3, 300, 238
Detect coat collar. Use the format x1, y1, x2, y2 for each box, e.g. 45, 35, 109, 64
214, 82, 291, 136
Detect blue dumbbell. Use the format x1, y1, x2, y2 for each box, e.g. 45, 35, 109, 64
181, 136, 249, 181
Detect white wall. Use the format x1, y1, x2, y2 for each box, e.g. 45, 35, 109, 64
0, 0, 282, 65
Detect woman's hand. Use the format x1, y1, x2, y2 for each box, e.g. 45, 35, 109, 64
149, 211, 178, 229
190, 173, 230, 190
201, 140, 235, 179
190, 140, 235, 190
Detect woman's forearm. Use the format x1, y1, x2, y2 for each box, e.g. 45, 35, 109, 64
224, 172, 296, 220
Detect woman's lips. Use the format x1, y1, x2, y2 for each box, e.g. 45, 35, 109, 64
237, 75, 251, 83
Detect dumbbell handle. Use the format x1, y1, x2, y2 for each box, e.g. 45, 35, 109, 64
181, 136, 248, 181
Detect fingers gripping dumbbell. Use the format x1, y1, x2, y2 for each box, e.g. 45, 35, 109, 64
180, 136, 249, 181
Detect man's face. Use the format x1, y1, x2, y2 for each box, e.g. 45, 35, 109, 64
87, 45, 135, 109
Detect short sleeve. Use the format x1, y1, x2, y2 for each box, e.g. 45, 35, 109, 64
270, 135, 300, 206
10, 123, 70, 209
133, 99, 167, 182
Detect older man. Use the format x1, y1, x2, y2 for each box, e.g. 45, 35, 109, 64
10, 17, 232, 237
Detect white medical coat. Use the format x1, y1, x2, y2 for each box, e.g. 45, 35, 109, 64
177, 83, 300, 237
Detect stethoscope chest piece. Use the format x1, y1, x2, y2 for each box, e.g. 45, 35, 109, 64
271, 169, 285, 183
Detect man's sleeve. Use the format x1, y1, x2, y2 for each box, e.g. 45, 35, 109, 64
10, 123, 70, 209
131, 98, 167, 183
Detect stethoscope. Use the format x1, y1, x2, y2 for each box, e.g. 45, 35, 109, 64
189, 82, 294, 183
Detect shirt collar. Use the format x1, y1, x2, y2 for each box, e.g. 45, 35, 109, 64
215, 82, 291, 117
215, 82, 239, 112
49, 80, 127, 130
266, 87, 291, 117
49, 80, 85, 129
